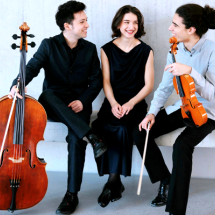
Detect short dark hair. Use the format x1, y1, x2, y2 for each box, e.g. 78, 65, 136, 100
176, 4, 215, 38
111, 5, 146, 38
55, 0, 86, 31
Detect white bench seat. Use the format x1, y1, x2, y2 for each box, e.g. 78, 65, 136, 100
43, 111, 215, 147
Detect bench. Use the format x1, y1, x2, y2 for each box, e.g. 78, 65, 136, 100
43, 111, 215, 147
37, 110, 215, 177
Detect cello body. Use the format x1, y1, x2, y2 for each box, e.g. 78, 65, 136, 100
0, 95, 48, 210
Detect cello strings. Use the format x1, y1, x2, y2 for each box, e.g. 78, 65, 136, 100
16, 68, 22, 181
11, 33, 27, 183
12, 50, 25, 182
12, 97, 20, 181
19, 51, 26, 181
17, 51, 24, 181
16, 98, 21, 181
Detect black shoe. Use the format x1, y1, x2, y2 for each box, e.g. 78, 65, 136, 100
56, 192, 79, 214
98, 182, 125, 207
151, 182, 169, 207
87, 134, 107, 158
111, 182, 125, 202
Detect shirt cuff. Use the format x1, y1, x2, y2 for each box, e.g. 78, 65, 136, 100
147, 106, 160, 117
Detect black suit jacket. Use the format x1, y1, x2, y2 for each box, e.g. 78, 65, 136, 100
12, 33, 102, 113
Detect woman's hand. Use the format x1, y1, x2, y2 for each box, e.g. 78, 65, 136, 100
139, 114, 155, 131
111, 102, 123, 119
121, 100, 135, 117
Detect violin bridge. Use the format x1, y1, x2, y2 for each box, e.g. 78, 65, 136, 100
8, 157, 24, 163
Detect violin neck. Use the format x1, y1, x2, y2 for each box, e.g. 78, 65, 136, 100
171, 53, 185, 98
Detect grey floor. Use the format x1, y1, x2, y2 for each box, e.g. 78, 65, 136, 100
1, 172, 215, 215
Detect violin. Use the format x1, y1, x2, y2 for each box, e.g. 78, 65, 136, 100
169, 37, 207, 127
0, 23, 48, 212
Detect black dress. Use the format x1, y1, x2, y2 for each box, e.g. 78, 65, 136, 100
92, 40, 152, 177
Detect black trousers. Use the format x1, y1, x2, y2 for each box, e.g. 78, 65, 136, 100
38, 90, 91, 193
132, 109, 215, 215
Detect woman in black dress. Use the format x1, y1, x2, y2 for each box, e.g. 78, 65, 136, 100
92, 5, 154, 207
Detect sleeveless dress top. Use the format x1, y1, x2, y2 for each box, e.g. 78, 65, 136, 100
92, 40, 152, 177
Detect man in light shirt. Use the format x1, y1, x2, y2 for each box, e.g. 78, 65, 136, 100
133, 3, 215, 215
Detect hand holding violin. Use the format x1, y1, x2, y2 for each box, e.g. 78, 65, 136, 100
165, 62, 192, 76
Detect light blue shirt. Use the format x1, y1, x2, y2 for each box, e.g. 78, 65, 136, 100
148, 37, 215, 120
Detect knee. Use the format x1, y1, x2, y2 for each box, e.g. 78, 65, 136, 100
66, 130, 87, 152
132, 126, 146, 144
173, 137, 194, 155
38, 90, 53, 104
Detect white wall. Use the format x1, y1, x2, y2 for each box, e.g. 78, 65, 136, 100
1, 0, 215, 178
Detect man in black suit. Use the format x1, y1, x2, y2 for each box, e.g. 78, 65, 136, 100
8, 1, 107, 214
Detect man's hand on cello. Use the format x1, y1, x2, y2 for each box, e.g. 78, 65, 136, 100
8, 85, 27, 99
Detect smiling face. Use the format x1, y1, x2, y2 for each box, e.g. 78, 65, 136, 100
68, 11, 89, 39
118, 12, 138, 39
169, 13, 192, 43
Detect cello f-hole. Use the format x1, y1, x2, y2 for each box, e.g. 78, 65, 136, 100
26, 149, 36, 169
0, 149, 9, 167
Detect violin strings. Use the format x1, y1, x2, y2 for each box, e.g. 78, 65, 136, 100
172, 53, 181, 99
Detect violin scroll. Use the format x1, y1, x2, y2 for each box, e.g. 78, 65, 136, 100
169, 37, 178, 55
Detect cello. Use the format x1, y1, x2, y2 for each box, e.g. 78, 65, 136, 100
169, 37, 208, 127
0, 23, 48, 212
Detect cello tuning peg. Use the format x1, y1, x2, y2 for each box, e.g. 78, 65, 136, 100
11, 43, 20, 50
26, 34, 35, 38
12, 34, 21, 40
28, 42, 36, 48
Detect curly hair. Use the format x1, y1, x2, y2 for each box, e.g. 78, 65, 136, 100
111, 5, 146, 39
176, 4, 215, 38
55, 0, 86, 31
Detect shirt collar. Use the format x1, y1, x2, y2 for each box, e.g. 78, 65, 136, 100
180, 36, 206, 53
191, 36, 206, 52
59, 32, 84, 48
